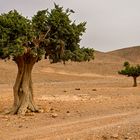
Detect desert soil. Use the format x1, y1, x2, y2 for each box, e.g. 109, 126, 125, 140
0, 52, 140, 140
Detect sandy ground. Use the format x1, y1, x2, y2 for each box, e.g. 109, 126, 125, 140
0, 57, 140, 140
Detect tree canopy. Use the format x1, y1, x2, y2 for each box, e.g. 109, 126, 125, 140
118, 61, 140, 87
118, 61, 140, 77
0, 4, 94, 63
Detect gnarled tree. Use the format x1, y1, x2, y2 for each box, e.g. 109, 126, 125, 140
118, 61, 140, 87
0, 4, 94, 115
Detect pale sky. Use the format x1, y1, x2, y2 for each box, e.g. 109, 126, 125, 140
1, 0, 140, 52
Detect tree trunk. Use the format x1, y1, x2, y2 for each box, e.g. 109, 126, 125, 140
10, 56, 39, 115
133, 76, 137, 87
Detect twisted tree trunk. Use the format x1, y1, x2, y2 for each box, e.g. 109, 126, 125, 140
10, 55, 39, 115
133, 76, 137, 87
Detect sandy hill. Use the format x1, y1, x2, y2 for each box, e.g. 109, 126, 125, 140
106, 46, 140, 63
94, 50, 126, 63
0, 46, 140, 84
30, 46, 140, 77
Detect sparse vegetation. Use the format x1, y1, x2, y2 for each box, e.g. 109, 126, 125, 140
0, 4, 94, 115
118, 61, 140, 87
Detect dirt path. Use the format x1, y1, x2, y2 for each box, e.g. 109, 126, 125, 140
1, 110, 139, 140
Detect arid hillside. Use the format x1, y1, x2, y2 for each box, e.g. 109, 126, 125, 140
36, 46, 140, 77
106, 46, 140, 63
0, 46, 140, 83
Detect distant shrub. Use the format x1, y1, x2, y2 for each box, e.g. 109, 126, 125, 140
118, 61, 140, 87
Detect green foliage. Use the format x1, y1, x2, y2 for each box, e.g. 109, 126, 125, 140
0, 4, 94, 63
123, 61, 130, 67
0, 10, 33, 59
118, 61, 140, 77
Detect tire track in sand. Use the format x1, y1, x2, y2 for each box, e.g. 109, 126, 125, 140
9, 110, 140, 140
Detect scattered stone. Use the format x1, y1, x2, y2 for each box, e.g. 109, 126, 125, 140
92, 89, 97, 91
63, 90, 67, 92
18, 125, 23, 128
76, 110, 82, 116
51, 113, 58, 118
75, 88, 80, 90
18, 116, 26, 120
102, 135, 108, 140
2, 115, 10, 121
50, 108, 54, 112
26, 110, 32, 113
38, 109, 44, 113
124, 136, 131, 139
66, 111, 70, 116
66, 111, 70, 113
6, 123, 10, 127
127, 133, 130, 136
25, 113, 35, 116
111, 134, 119, 139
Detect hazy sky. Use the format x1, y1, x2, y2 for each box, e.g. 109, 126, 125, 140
1, 0, 140, 52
